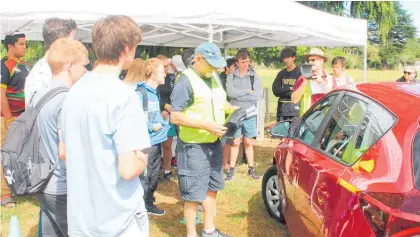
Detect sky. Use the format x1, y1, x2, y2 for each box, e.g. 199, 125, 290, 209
400, 1, 420, 36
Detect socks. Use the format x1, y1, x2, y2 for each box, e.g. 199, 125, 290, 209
204, 228, 216, 234
164, 170, 171, 174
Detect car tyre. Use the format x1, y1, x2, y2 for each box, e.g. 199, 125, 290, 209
262, 166, 286, 223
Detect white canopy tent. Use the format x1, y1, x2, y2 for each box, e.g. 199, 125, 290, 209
1, 0, 368, 80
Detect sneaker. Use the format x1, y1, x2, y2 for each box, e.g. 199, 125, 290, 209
171, 156, 177, 167
248, 167, 260, 180
201, 229, 232, 237
164, 171, 174, 180
146, 205, 165, 216
225, 168, 235, 181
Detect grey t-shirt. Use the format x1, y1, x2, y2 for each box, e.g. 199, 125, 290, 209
30, 79, 68, 195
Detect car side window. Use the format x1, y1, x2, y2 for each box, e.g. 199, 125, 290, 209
319, 96, 396, 165
296, 95, 337, 145
351, 102, 396, 161
414, 130, 420, 191
319, 96, 368, 163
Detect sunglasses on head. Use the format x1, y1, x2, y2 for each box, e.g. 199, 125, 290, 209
404, 71, 413, 75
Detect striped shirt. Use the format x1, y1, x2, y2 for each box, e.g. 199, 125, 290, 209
1, 56, 30, 117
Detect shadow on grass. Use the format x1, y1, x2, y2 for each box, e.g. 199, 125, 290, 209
27, 224, 38, 237
13, 196, 39, 207
152, 180, 189, 237
247, 191, 290, 237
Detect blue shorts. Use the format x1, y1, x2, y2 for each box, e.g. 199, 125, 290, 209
228, 116, 257, 139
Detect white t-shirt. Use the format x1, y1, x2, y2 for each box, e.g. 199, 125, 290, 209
25, 55, 52, 107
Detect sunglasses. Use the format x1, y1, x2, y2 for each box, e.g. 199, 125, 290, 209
404, 71, 413, 75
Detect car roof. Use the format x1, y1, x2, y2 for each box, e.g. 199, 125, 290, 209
337, 83, 420, 119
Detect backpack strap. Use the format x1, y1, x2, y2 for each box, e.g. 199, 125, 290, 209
136, 86, 148, 112
250, 75, 255, 90
35, 87, 69, 111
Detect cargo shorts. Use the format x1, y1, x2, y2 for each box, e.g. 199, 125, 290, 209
177, 139, 224, 202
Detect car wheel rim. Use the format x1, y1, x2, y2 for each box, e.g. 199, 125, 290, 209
265, 175, 284, 218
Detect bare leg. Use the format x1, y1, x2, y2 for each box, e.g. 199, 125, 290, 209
184, 201, 199, 236
229, 138, 241, 168
222, 144, 231, 171
243, 137, 254, 167
163, 136, 173, 172
202, 191, 217, 231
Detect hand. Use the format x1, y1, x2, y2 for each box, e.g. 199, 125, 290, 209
205, 123, 228, 137
153, 123, 162, 132
164, 104, 172, 113
312, 73, 323, 83
161, 110, 169, 120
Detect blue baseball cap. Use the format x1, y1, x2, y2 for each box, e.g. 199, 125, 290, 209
195, 42, 227, 68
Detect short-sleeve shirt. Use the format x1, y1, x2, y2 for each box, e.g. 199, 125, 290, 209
1, 56, 30, 117
62, 71, 151, 237
24, 55, 52, 108
170, 72, 213, 113
29, 79, 67, 195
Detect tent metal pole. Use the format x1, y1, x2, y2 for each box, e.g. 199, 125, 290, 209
208, 24, 214, 42
363, 44, 367, 82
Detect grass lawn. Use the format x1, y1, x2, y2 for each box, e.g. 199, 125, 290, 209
257, 68, 401, 120
1, 140, 289, 237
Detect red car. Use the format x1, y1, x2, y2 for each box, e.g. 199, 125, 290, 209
262, 83, 420, 237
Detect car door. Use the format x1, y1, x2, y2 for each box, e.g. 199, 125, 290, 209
283, 93, 341, 237
311, 94, 371, 237
318, 95, 397, 237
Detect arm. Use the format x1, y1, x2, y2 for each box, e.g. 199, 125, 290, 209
1, 62, 12, 120
252, 74, 262, 99
115, 95, 151, 180
170, 75, 226, 137
226, 75, 250, 99
171, 111, 209, 130
272, 71, 290, 97
58, 129, 66, 162
118, 150, 148, 180
291, 77, 307, 104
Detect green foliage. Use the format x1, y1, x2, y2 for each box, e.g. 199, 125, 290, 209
1, 41, 45, 66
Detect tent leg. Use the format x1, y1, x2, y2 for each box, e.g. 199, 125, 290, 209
208, 24, 214, 43
363, 44, 367, 83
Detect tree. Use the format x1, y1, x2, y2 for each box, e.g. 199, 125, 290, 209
376, 2, 417, 68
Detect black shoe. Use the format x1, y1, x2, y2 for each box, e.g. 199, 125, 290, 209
201, 229, 232, 237
248, 167, 260, 180
146, 205, 165, 216
225, 168, 235, 181
164, 171, 174, 180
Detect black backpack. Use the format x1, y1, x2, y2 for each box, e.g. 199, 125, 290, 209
1, 87, 68, 196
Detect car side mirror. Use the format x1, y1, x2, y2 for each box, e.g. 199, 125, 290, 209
269, 121, 290, 138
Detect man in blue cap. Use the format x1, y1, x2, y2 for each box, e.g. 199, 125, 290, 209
171, 42, 235, 237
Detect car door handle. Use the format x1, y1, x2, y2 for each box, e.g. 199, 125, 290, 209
316, 183, 330, 205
